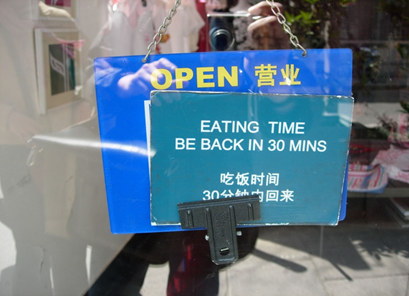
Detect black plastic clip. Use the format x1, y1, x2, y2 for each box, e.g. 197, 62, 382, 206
178, 195, 260, 265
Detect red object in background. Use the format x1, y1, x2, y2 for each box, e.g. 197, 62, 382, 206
45, 0, 71, 7
349, 143, 372, 155
167, 231, 219, 296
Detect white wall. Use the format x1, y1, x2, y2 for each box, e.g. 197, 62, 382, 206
0, 1, 132, 295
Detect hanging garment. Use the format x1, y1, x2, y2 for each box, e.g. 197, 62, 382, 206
100, 0, 156, 56
154, 0, 205, 54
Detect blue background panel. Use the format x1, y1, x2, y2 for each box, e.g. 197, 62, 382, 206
94, 49, 352, 233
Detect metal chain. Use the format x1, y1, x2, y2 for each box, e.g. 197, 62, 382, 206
265, 0, 307, 56
143, 0, 306, 61
142, 0, 181, 63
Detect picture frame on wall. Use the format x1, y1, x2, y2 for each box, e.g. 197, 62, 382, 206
34, 28, 82, 114
32, 0, 76, 21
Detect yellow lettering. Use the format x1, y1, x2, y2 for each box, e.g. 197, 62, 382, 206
175, 68, 194, 89
151, 69, 172, 90
150, 66, 240, 89
218, 66, 238, 87
197, 67, 215, 88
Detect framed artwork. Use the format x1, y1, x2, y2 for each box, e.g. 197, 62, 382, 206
32, 0, 76, 21
34, 28, 81, 114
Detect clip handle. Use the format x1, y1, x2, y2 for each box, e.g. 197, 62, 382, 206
178, 195, 260, 265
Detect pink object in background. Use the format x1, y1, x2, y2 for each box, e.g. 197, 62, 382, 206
347, 163, 388, 193
45, 0, 71, 7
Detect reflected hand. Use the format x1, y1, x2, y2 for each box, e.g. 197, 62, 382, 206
117, 58, 176, 95
248, 2, 289, 50
206, 0, 228, 12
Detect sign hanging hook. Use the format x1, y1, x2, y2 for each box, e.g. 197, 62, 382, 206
265, 0, 307, 56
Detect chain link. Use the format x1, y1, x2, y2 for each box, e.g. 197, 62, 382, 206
265, 0, 307, 56
143, 0, 306, 61
142, 0, 181, 63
